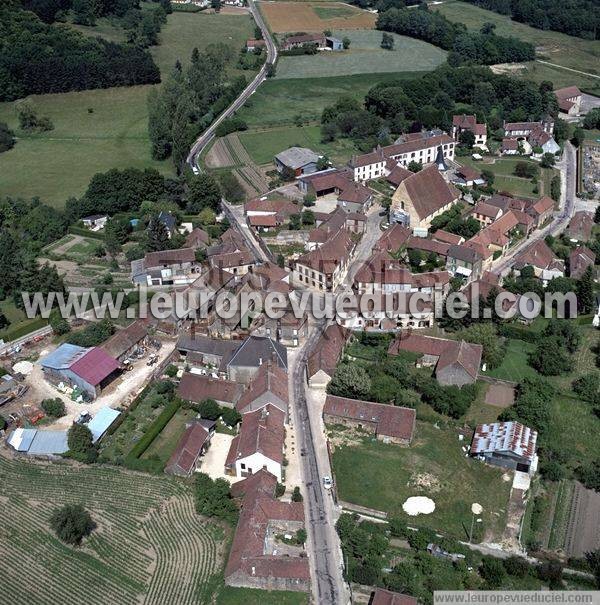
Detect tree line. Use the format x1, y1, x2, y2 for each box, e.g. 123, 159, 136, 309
462, 0, 600, 40
148, 45, 248, 171
1, 0, 160, 101
321, 64, 558, 151
376, 5, 535, 65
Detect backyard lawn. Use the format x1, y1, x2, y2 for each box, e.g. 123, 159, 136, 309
275, 29, 446, 79
483, 339, 538, 382
434, 1, 600, 95
216, 587, 309, 605
238, 124, 356, 165
331, 422, 512, 541
141, 407, 198, 465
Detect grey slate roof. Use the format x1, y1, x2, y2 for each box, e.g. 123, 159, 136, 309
275, 147, 319, 170
226, 336, 288, 370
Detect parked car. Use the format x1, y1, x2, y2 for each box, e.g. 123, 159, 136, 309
323, 476, 333, 490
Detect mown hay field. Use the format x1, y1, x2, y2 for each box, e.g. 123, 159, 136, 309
261, 1, 375, 33
275, 29, 446, 79
0, 455, 225, 605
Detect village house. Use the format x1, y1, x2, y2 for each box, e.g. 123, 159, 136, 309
470, 421, 538, 474
177, 372, 244, 408
353, 250, 450, 297
446, 243, 484, 281
323, 395, 416, 445
225, 335, 288, 384
245, 197, 299, 231
157, 210, 177, 237
185, 227, 210, 249
236, 361, 288, 417
566, 210, 594, 242
274, 147, 320, 177
385, 163, 413, 188
452, 114, 487, 149
528, 196, 555, 228
82, 214, 108, 231
225, 470, 310, 592
389, 332, 483, 386
307, 323, 348, 388
554, 86, 582, 116
390, 165, 460, 230
259, 306, 309, 347
131, 248, 200, 286
177, 332, 240, 370
225, 403, 286, 481
307, 208, 366, 251
374, 223, 411, 254
569, 246, 595, 279
164, 419, 215, 477
471, 201, 503, 227
246, 38, 266, 52
281, 33, 326, 50
292, 228, 355, 292
453, 165, 485, 187
501, 138, 519, 155
405, 235, 450, 262
371, 588, 418, 605
40, 344, 120, 400
431, 229, 464, 246
512, 239, 565, 281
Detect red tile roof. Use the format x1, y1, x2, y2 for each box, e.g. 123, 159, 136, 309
567, 211, 594, 241
307, 323, 348, 379
384, 133, 454, 157
514, 239, 560, 271
569, 246, 595, 279
389, 332, 482, 380
145, 247, 196, 267
177, 373, 244, 404
225, 404, 285, 467
431, 229, 463, 245
375, 224, 411, 253
236, 362, 289, 414
249, 214, 277, 227
296, 228, 354, 274
406, 235, 450, 257
372, 588, 418, 605
400, 165, 459, 221
165, 421, 210, 476
472, 201, 502, 220
324, 395, 416, 442
554, 86, 581, 100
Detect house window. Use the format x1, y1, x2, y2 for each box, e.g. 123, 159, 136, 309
240, 463, 246, 470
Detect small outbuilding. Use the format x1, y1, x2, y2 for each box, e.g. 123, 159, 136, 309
274, 147, 320, 177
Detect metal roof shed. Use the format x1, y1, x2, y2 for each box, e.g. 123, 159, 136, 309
28, 430, 69, 455
40, 344, 88, 370
87, 407, 121, 443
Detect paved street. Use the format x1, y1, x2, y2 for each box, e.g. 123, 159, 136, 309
490, 141, 577, 275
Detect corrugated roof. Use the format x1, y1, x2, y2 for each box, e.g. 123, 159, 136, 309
88, 407, 121, 443
471, 421, 537, 461
70, 347, 120, 386
41, 344, 88, 370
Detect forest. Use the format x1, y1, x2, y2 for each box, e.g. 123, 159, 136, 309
0, 0, 162, 101
462, 0, 600, 40
376, 6, 536, 65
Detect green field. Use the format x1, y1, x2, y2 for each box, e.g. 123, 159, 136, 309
332, 422, 511, 541
434, 1, 600, 93
483, 339, 539, 382
237, 71, 421, 128
459, 156, 552, 199
0, 455, 225, 605
275, 29, 446, 79
238, 124, 356, 165
0, 12, 256, 207
216, 587, 309, 605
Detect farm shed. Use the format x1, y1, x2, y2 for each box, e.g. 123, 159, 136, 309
40, 344, 120, 399
165, 420, 215, 477
7, 427, 68, 456
88, 407, 121, 443
470, 421, 538, 474
274, 147, 319, 177
101, 320, 149, 362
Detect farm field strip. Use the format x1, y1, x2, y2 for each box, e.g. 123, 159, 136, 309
261, 1, 375, 33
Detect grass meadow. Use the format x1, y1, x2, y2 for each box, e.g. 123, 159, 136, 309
331, 421, 512, 541
275, 29, 446, 79
434, 1, 600, 94
0, 12, 255, 207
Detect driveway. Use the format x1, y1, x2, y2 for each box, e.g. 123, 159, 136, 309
199, 432, 240, 483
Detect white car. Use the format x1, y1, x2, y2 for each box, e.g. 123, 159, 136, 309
323, 476, 333, 490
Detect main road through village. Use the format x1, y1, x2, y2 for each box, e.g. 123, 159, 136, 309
185, 2, 349, 602
183, 0, 579, 595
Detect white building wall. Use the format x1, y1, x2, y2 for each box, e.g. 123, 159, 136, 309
235, 452, 282, 482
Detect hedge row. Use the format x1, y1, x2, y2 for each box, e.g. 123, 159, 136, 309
125, 399, 181, 461
498, 324, 541, 343
68, 226, 105, 240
